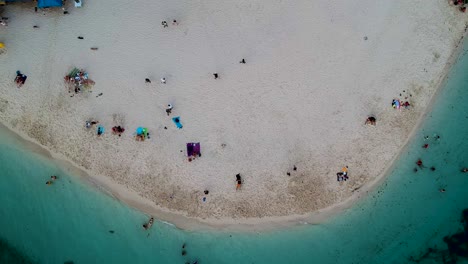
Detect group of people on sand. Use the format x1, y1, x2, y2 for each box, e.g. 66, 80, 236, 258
451, 0, 468, 12
45, 175, 58, 185
336, 166, 349, 182
0, 17, 8, 27
392, 99, 410, 110
111, 126, 125, 137
85, 120, 128, 137
161, 19, 178, 28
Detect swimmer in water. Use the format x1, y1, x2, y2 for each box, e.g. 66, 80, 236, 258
422, 144, 429, 149
51, 176, 57, 180
439, 188, 446, 193
46, 181, 52, 185
416, 159, 423, 168
462, 168, 468, 173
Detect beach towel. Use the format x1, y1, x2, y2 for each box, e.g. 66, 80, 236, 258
187, 142, 200, 156
97, 125, 105, 135
172, 116, 183, 129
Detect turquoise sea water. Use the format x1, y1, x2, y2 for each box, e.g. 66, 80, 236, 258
1, 47, 468, 264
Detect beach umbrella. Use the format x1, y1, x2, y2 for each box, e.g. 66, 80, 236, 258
136, 127, 143, 135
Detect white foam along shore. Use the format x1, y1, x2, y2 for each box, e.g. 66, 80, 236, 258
0, 0, 468, 231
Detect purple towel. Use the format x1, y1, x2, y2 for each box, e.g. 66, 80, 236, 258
186, 143, 201, 157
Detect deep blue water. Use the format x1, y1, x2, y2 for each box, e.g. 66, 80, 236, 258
1, 38, 468, 264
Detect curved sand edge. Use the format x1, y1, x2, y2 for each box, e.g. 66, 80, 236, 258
0, 30, 465, 230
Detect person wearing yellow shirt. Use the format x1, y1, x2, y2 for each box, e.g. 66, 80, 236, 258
342, 166, 348, 175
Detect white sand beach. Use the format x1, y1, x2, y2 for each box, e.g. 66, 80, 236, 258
0, 0, 467, 229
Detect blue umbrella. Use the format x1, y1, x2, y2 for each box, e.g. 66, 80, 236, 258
136, 127, 143, 135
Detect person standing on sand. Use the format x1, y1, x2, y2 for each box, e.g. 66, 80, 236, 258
161, 21, 168, 28
213, 73, 218, 79
240, 58, 246, 64
172, 19, 178, 25
166, 104, 173, 116
161, 77, 166, 84
145, 78, 151, 83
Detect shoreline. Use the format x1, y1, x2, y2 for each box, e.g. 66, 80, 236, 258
0, 24, 466, 230
1, 1, 468, 232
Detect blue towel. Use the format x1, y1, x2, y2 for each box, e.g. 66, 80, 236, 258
172, 116, 183, 129
97, 125, 105, 135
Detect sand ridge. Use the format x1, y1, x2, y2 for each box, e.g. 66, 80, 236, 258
0, 0, 467, 224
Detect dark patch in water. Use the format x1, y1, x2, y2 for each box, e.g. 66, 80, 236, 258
64, 261, 74, 264
0, 238, 37, 264
408, 208, 468, 263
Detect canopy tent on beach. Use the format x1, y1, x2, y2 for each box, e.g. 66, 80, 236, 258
37, 0, 62, 8
3, 0, 62, 8
64, 67, 95, 94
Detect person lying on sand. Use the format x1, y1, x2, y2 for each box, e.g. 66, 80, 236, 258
86, 120, 99, 128
236, 174, 242, 190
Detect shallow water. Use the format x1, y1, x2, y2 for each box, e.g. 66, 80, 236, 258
1, 42, 468, 264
